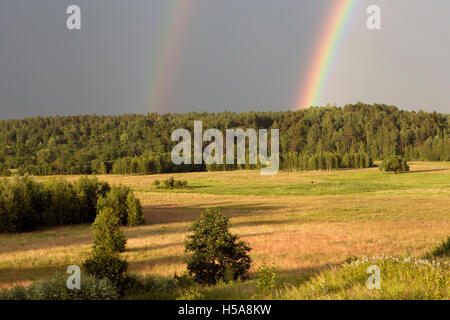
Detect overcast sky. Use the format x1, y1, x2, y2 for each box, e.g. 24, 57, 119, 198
0, 0, 449, 119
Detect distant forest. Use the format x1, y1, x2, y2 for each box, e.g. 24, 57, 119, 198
0, 103, 448, 175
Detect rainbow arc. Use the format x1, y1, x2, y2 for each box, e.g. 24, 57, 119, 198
148, 0, 195, 113
296, 0, 358, 110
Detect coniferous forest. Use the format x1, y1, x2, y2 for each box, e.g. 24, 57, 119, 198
0, 103, 448, 176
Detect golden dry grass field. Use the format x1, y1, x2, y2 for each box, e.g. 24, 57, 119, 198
0, 161, 449, 290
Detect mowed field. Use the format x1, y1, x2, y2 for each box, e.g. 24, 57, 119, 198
0, 161, 449, 291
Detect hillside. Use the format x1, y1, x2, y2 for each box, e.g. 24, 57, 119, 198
0, 104, 448, 175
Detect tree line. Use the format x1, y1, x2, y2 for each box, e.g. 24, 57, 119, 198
0, 103, 448, 175
0, 176, 143, 233
281, 152, 372, 171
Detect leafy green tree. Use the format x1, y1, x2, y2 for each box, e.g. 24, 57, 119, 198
92, 207, 127, 253
91, 159, 107, 174
125, 193, 144, 226
44, 178, 79, 226
12, 176, 48, 231
0, 180, 18, 232
185, 208, 252, 285
0, 176, 112, 233
74, 176, 110, 223
97, 185, 131, 225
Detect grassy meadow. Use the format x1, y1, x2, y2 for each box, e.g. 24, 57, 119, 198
0, 161, 449, 299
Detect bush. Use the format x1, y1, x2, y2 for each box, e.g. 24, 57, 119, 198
92, 207, 127, 253
82, 251, 128, 286
163, 177, 175, 189
122, 275, 178, 300
97, 185, 130, 225
185, 208, 252, 286
0, 285, 29, 300
125, 192, 144, 226
256, 264, 276, 294
0, 165, 11, 177
0, 273, 119, 300
176, 287, 205, 300
156, 177, 188, 189
425, 236, 450, 259
379, 156, 409, 173
97, 185, 144, 226
83, 204, 129, 294
174, 272, 197, 289
173, 180, 182, 188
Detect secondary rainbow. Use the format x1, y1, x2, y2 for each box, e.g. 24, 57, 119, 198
295, 0, 358, 109
147, 0, 195, 113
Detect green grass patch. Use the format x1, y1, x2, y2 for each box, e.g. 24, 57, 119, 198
144, 167, 450, 197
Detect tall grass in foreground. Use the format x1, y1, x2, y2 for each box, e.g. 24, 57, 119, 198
277, 256, 449, 300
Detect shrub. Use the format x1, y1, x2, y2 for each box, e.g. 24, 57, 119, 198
122, 275, 178, 299
125, 192, 144, 226
163, 176, 175, 189
31, 273, 119, 300
82, 251, 128, 286
97, 185, 131, 225
0, 165, 11, 177
0, 273, 119, 300
83, 204, 129, 294
379, 156, 409, 173
173, 180, 182, 188
185, 208, 252, 286
174, 272, 197, 289
425, 236, 450, 259
256, 264, 276, 293
176, 287, 205, 300
92, 207, 127, 253
0, 285, 29, 300
156, 177, 188, 189
97, 185, 144, 226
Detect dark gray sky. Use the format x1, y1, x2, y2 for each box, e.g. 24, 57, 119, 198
1, 0, 449, 119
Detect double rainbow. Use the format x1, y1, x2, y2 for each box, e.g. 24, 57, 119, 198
147, 0, 358, 113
